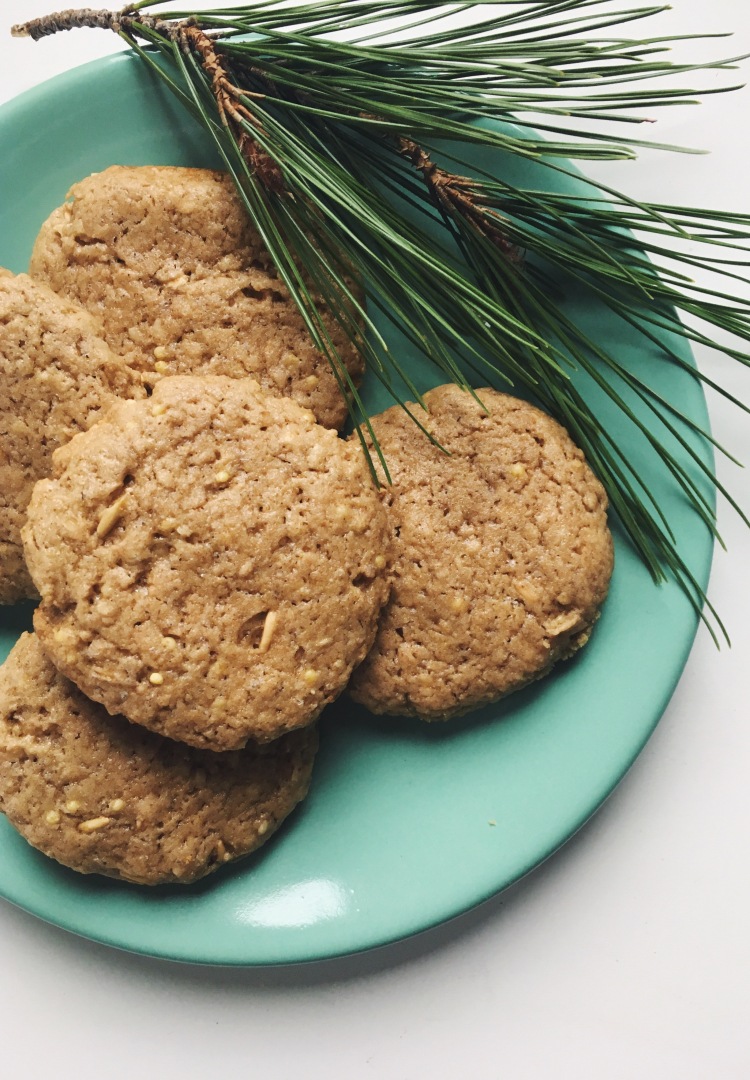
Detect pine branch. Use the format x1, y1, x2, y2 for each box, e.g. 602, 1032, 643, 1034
11, 1, 750, 642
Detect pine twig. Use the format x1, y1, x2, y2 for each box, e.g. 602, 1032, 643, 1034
181, 26, 284, 193
396, 137, 524, 266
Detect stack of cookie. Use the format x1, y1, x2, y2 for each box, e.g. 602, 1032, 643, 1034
0, 374, 390, 884
0, 167, 389, 884
0, 165, 613, 887
1, 165, 367, 606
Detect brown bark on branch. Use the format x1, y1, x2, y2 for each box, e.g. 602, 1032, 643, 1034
11, 7, 172, 39
181, 26, 284, 194
397, 137, 523, 266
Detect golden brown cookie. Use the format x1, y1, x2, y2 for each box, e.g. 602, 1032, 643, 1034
0, 633, 317, 885
30, 165, 364, 430
349, 385, 614, 719
0, 268, 145, 604
23, 375, 390, 749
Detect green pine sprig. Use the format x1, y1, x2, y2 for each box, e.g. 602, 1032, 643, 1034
13, 0, 750, 641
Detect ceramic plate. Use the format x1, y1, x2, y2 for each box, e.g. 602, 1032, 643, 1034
0, 53, 713, 965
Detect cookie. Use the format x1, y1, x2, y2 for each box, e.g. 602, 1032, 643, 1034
23, 375, 390, 749
348, 384, 614, 719
0, 269, 145, 604
30, 165, 364, 430
0, 633, 317, 885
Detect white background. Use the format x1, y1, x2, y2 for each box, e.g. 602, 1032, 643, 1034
0, 2, 749, 1077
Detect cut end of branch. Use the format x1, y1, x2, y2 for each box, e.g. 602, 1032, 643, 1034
9, 8, 180, 42
10, 9, 123, 41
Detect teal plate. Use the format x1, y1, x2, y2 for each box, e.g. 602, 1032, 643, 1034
0, 53, 713, 965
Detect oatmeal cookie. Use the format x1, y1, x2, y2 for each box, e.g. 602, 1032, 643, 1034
349, 384, 613, 719
23, 375, 390, 749
30, 166, 364, 430
0, 269, 144, 604
0, 633, 317, 885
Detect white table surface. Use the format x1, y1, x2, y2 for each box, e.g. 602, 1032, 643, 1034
0, 3, 749, 1077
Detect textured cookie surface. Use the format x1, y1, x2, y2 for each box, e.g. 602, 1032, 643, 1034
30, 166, 364, 430
0, 269, 144, 604
0, 633, 317, 885
349, 385, 614, 719
23, 375, 390, 748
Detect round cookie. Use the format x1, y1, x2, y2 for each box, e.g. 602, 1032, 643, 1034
0, 269, 145, 604
0, 633, 317, 885
23, 375, 390, 749
30, 165, 365, 430
349, 384, 614, 719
